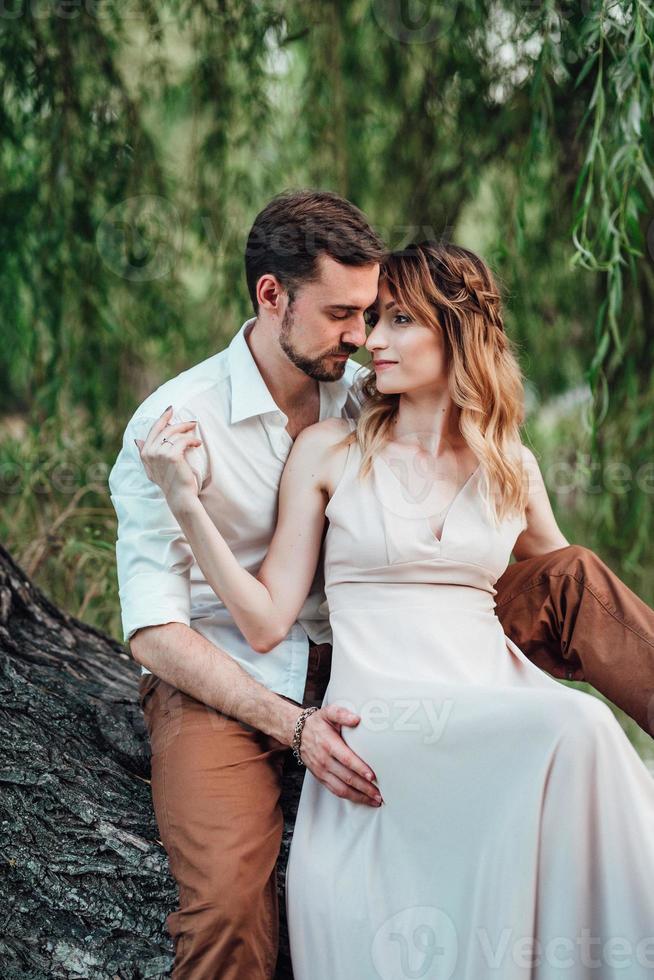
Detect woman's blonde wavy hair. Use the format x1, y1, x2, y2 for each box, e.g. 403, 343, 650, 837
343, 240, 528, 525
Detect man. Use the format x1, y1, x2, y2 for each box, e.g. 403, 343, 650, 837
108, 189, 654, 980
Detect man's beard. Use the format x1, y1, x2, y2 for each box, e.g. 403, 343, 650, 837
278, 305, 356, 382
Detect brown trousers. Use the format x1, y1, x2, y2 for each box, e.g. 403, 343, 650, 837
138, 544, 654, 979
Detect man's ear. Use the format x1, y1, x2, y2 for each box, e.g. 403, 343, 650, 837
256, 273, 285, 313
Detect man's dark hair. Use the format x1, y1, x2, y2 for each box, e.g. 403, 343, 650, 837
244, 189, 387, 313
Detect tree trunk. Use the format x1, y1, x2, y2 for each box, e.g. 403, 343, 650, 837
0, 543, 301, 979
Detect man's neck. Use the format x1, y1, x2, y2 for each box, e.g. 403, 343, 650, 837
246, 319, 321, 435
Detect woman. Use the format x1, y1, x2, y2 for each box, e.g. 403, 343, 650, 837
140, 241, 654, 979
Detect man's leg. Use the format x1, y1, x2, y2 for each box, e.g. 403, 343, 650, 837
139, 671, 288, 980
495, 544, 654, 737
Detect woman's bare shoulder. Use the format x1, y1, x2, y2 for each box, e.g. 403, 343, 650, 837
519, 443, 538, 464
518, 443, 545, 485
294, 417, 354, 452
290, 418, 354, 492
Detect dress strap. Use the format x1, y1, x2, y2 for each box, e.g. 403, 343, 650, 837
325, 417, 360, 517
339, 417, 360, 478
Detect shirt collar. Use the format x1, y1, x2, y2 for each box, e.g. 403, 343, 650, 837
228, 317, 353, 425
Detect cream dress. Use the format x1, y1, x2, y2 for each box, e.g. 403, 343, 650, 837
285, 419, 654, 980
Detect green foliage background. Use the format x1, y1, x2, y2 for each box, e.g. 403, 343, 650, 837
1, 1, 652, 750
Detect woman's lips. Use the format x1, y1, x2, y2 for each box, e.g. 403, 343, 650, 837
374, 361, 397, 371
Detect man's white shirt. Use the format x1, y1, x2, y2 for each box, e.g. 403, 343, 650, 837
108, 317, 366, 704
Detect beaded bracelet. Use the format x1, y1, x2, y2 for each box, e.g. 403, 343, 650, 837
292, 706, 319, 766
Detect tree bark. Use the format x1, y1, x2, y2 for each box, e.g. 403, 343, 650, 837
0, 543, 301, 979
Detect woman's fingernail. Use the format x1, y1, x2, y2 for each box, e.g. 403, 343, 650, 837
165, 404, 172, 412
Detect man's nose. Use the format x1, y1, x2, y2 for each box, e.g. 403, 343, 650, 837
341, 316, 368, 349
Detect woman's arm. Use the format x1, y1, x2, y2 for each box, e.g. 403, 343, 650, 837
137, 407, 349, 653
512, 445, 570, 561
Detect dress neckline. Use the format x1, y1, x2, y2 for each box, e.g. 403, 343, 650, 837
372, 452, 481, 545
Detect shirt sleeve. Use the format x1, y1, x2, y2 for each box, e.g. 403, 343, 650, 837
108, 406, 211, 644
